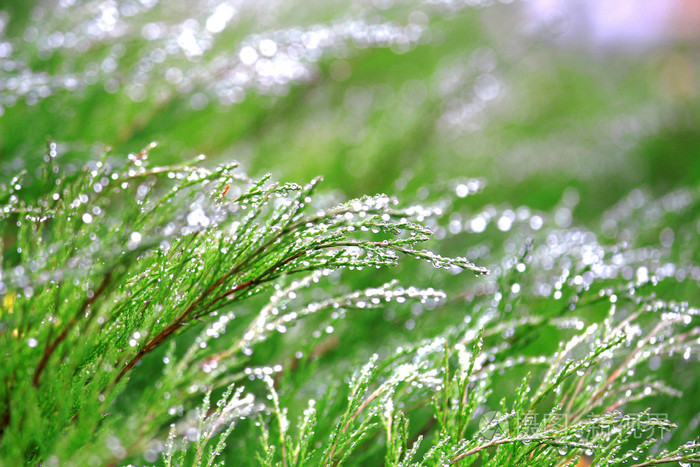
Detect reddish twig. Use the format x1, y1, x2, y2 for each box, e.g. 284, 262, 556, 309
33, 272, 112, 387
114, 278, 254, 383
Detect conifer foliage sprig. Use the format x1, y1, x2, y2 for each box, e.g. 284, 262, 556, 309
0, 147, 486, 464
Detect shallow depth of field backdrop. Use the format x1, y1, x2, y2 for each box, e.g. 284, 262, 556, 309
1, 0, 700, 465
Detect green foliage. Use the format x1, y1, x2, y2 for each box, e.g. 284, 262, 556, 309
4, 148, 698, 465
0, 148, 488, 463
1, 1, 700, 466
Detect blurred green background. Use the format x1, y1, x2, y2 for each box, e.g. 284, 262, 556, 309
1, 0, 699, 462
2, 0, 699, 206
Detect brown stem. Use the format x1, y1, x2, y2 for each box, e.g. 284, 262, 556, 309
449, 437, 517, 464
114, 236, 427, 383
325, 387, 385, 466
32, 271, 112, 387
114, 238, 322, 383
114, 277, 255, 383
570, 319, 669, 422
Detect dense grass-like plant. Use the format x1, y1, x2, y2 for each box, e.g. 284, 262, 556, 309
0, 147, 488, 463
1, 148, 699, 466
1, 0, 700, 466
